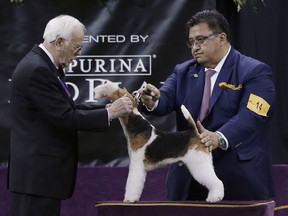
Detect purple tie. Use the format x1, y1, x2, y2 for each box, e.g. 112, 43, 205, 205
198, 69, 216, 121
58, 77, 71, 97
57, 67, 71, 97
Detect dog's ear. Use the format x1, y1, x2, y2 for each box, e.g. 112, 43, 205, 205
123, 88, 135, 100
121, 88, 132, 98
118, 88, 138, 107
118, 88, 127, 97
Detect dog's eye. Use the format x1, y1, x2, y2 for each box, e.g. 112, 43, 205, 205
104, 80, 108, 84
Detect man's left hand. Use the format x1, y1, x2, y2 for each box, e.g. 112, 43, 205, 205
196, 121, 219, 151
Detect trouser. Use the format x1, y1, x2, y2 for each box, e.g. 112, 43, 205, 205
11, 192, 61, 216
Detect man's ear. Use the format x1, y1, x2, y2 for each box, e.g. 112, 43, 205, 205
54, 38, 65, 49
219, 32, 227, 43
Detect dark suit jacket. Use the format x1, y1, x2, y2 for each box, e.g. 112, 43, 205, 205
146, 48, 275, 200
9, 45, 109, 199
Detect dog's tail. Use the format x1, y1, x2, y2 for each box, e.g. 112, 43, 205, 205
181, 105, 200, 136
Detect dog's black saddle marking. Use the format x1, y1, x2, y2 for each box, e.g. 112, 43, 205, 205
145, 130, 193, 163
125, 112, 197, 164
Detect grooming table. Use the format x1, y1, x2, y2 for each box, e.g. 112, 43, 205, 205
95, 200, 275, 216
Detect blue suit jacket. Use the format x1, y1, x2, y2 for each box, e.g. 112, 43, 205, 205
148, 48, 275, 200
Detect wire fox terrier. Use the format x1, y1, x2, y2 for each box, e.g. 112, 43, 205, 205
93, 80, 224, 203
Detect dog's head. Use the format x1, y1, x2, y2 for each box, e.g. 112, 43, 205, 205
93, 80, 138, 107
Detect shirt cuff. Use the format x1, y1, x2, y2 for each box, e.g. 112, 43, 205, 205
105, 103, 112, 125
144, 100, 159, 111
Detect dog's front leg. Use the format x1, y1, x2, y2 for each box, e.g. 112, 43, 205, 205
124, 153, 147, 203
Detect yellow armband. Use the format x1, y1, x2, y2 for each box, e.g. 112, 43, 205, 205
247, 93, 270, 117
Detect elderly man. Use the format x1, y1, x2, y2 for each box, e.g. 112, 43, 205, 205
9, 14, 133, 216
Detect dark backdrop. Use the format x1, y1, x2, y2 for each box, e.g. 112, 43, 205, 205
0, 0, 287, 166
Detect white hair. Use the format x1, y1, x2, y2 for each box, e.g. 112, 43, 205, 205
43, 14, 85, 42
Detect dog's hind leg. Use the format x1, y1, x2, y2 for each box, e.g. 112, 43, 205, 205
183, 150, 224, 202
124, 153, 147, 203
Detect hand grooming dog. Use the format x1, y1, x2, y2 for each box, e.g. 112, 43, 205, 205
93, 80, 224, 203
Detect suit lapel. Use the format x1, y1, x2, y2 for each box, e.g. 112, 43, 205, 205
209, 49, 236, 111
32, 45, 59, 75
184, 62, 206, 118
32, 45, 75, 104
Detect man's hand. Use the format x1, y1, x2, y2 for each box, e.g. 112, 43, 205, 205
139, 83, 160, 109
106, 95, 133, 120
196, 121, 220, 151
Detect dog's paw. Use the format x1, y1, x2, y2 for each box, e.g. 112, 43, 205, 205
123, 199, 137, 203
206, 188, 224, 202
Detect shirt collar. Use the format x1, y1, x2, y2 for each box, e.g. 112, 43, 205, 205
39, 43, 59, 69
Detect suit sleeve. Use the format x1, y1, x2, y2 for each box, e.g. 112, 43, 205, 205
142, 63, 182, 116
28, 67, 109, 131
218, 63, 275, 148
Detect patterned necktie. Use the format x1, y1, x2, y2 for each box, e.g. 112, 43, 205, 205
198, 69, 216, 121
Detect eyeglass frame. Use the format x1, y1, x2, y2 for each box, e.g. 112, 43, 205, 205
186, 32, 221, 48
63, 38, 83, 53
50, 37, 83, 53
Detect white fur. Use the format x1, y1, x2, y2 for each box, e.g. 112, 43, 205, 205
182, 150, 224, 202
94, 80, 224, 203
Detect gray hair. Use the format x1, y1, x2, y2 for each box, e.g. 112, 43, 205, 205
43, 15, 85, 42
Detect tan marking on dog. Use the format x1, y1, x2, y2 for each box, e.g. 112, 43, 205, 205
129, 135, 150, 151
107, 88, 138, 107
189, 137, 210, 153
143, 158, 156, 168
106, 87, 150, 151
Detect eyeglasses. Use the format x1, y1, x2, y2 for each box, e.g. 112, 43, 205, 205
63, 39, 83, 53
50, 38, 83, 53
186, 32, 221, 48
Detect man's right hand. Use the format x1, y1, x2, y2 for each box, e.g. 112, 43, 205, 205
106, 95, 133, 120
140, 83, 160, 109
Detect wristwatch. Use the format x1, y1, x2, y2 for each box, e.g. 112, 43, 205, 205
218, 135, 227, 150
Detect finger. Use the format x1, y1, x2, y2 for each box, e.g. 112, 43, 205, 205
123, 95, 133, 103
124, 103, 132, 112
200, 131, 209, 140
122, 94, 130, 100
146, 84, 158, 96
127, 107, 133, 113
141, 95, 153, 102
146, 84, 155, 91
204, 140, 211, 147
209, 145, 213, 152
196, 121, 206, 133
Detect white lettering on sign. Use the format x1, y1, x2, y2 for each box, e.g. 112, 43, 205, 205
83, 35, 149, 43
66, 55, 152, 76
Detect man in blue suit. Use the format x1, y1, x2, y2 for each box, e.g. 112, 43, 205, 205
141, 10, 275, 200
